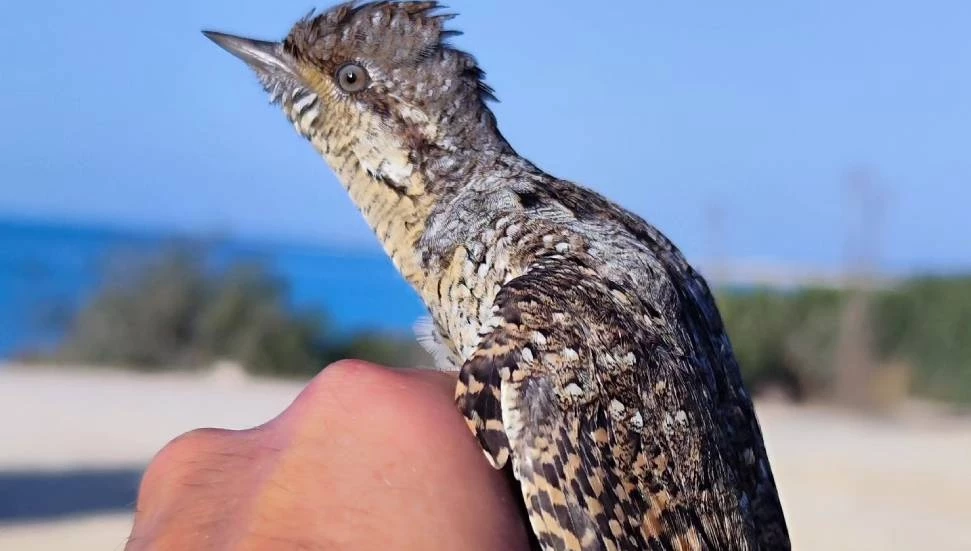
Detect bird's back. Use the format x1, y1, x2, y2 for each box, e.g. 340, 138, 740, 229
542, 177, 789, 548
428, 170, 791, 549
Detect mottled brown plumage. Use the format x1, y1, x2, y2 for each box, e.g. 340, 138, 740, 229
204, 2, 791, 549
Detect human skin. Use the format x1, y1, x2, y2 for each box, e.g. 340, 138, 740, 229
126, 360, 533, 550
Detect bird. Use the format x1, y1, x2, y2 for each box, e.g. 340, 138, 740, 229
203, 2, 790, 549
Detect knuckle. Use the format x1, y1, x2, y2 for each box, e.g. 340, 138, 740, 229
160, 427, 230, 461
285, 360, 413, 431
139, 427, 233, 497
301, 360, 388, 406
316, 359, 383, 386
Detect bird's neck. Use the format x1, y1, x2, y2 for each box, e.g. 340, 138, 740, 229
308, 122, 514, 293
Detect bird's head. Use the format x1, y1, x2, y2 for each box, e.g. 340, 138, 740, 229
204, 1, 506, 199
204, 1, 510, 286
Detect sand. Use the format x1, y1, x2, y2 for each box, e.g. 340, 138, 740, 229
1, 364, 969, 550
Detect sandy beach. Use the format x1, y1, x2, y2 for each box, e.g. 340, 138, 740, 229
1, 364, 969, 550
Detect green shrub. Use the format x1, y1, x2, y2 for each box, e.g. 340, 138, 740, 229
872, 276, 971, 403
717, 278, 971, 405
54, 244, 428, 377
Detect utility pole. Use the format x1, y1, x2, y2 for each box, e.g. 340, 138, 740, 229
704, 198, 729, 289
835, 167, 885, 408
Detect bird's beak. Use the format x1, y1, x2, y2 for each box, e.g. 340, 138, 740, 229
202, 30, 297, 79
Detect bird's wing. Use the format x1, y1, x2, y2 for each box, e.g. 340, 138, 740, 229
456, 255, 789, 550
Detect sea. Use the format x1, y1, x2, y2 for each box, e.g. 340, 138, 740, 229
0, 217, 426, 359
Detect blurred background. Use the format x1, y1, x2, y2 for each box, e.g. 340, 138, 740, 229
1, 0, 969, 549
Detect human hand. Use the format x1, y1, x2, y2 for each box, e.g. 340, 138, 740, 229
126, 360, 532, 550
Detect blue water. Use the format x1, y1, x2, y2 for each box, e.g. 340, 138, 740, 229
0, 218, 426, 358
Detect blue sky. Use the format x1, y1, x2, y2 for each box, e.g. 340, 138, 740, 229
1, 0, 968, 272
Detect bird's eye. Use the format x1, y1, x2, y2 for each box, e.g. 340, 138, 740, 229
336, 63, 369, 93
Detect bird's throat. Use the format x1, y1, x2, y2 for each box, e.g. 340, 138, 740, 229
309, 131, 435, 291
